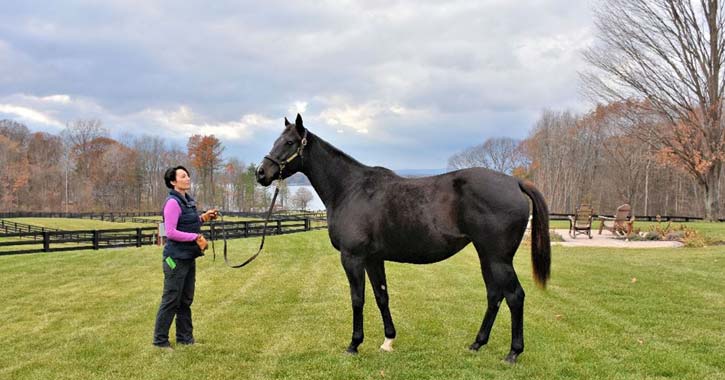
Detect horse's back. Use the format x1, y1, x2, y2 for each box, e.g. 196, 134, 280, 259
366, 167, 529, 263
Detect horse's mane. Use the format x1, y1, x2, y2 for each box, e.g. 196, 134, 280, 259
312, 132, 399, 179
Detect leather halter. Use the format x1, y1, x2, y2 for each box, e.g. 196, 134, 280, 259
263, 129, 308, 180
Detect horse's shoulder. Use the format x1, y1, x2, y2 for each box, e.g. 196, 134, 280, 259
350, 166, 400, 193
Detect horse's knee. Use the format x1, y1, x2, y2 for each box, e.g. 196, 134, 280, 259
350, 294, 364, 309
486, 291, 504, 309
374, 294, 389, 308
506, 286, 525, 308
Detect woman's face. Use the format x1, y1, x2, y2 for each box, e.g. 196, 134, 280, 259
171, 169, 191, 191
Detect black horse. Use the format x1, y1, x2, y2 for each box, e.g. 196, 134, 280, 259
256, 114, 550, 363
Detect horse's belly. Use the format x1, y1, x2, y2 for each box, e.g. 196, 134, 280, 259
379, 236, 470, 264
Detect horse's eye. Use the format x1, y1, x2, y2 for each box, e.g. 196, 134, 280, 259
286, 141, 294, 145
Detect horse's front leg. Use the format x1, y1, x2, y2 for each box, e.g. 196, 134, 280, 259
341, 251, 366, 354
365, 258, 396, 351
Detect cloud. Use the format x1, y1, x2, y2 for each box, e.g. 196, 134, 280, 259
135, 106, 276, 141
289, 101, 308, 115
0, 104, 64, 129
0, 1, 594, 169
0, 93, 280, 143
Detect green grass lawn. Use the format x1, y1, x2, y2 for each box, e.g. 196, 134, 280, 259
1, 230, 723, 380
7, 217, 155, 230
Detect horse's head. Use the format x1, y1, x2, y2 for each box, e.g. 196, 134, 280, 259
256, 113, 308, 186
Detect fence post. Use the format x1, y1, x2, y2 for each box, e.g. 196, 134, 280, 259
276, 220, 282, 234
43, 231, 50, 252
305, 218, 310, 231
244, 222, 249, 238
93, 230, 100, 250
136, 228, 142, 247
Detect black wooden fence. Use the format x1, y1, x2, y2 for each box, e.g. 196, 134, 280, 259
1, 208, 718, 257
0, 210, 328, 224
548, 213, 715, 222
0, 211, 159, 223
1, 210, 712, 223
0, 218, 62, 234
0, 217, 328, 256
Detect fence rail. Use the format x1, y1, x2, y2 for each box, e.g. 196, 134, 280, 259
0, 210, 328, 224
1, 209, 719, 257
3, 210, 717, 223
548, 213, 718, 222
0, 216, 328, 256
0, 219, 62, 235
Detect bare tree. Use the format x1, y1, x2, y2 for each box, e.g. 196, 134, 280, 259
290, 187, 314, 211
447, 137, 527, 174
61, 119, 108, 176
25, 132, 64, 211
133, 135, 171, 209
583, 0, 725, 220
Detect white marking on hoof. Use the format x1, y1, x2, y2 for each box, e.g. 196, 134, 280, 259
380, 338, 394, 352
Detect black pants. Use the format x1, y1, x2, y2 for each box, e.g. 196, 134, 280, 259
153, 258, 196, 346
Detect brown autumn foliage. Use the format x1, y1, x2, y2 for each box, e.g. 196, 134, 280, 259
449, 102, 720, 218
187, 134, 225, 207
520, 105, 717, 218
0, 119, 274, 213
583, 0, 725, 220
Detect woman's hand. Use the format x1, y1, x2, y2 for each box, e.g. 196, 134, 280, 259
201, 209, 219, 222
196, 234, 208, 251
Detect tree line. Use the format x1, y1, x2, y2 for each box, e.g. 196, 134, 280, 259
450, 0, 725, 221
0, 119, 314, 213
449, 103, 722, 220
448, 103, 723, 217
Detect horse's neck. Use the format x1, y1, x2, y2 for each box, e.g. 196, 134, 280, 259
301, 133, 365, 209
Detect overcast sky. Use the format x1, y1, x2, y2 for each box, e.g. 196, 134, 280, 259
0, 0, 594, 170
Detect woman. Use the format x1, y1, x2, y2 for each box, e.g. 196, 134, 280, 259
153, 165, 217, 350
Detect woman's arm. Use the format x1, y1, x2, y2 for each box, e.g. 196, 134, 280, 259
163, 200, 200, 242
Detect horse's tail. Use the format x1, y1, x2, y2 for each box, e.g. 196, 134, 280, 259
518, 180, 551, 288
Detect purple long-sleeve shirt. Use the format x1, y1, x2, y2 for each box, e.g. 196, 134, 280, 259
163, 199, 203, 242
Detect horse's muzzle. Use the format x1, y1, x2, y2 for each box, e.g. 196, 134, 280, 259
255, 161, 275, 186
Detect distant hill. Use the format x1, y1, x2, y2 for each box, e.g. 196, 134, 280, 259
394, 168, 448, 177
286, 172, 312, 186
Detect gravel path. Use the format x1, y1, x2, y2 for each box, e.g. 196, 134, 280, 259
551, 229, 684, 248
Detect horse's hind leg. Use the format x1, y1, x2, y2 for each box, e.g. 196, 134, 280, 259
502, 268, 525, 363
470, 242, 525, 364
365, 258, 396, 351
341, 251, 366, 354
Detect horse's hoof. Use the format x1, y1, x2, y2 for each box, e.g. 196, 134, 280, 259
380, 338, 394, 352
469, 342, 483, 351
503, 351, 519, 364
345, 347, 358, 355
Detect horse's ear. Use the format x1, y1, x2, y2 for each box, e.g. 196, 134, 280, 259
295, 113, 305, 136
284, 117, 292, 127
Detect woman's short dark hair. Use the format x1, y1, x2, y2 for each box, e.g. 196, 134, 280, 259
164, 166, 190, 189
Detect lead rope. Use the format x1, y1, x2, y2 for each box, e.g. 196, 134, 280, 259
212, 182, 281, 268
